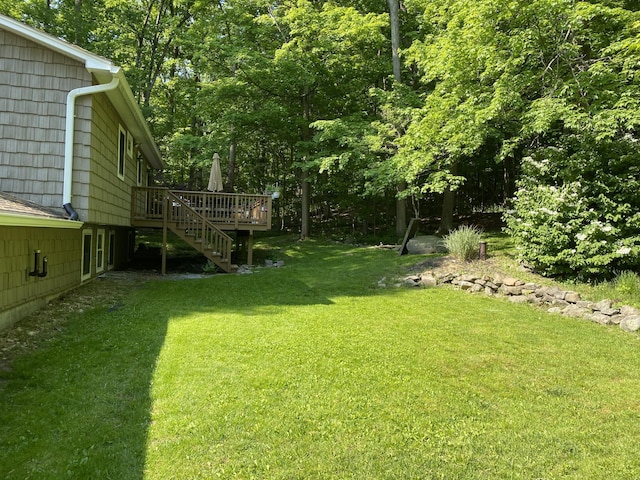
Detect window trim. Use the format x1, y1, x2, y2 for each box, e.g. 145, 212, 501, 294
108, 230, 116, 269
126, 132, 134, 158
137, 158, 143, 186
96, 228, 105, 274
81, 228, 93, 281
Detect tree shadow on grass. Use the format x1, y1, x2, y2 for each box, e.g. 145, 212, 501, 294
0, 240, 414, 479
0, 288, 168, 480
0, 271, 340, 479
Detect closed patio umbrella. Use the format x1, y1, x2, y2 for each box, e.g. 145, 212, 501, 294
207, 153, 224, 192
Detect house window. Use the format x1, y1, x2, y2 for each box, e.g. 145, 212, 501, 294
82, 229, 92, 281
96, 229, 105, 274
118, 125, 126, 180
108, 231, 116, 268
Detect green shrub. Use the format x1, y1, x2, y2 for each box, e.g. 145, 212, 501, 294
443, 225, 483, 261
502, 141, 640, 280
504, 179, 640, 279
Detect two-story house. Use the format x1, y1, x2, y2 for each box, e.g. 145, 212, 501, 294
0, 15, 163, 330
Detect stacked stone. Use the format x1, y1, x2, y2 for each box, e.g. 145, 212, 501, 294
402, 272, 640, 333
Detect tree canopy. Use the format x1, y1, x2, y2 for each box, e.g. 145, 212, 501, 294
2, 0, 639, 276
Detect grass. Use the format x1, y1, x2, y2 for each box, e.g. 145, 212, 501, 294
1, 236, 640, 478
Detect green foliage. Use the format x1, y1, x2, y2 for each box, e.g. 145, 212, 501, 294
613, 271, 640, 297
504, 173, 640, 278
446, 0, 640, 279
443, 225, 483, 261
393, 0, 640, 221
7, 0, 640, 241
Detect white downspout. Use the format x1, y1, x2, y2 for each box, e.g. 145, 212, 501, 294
63, 75, 120, 220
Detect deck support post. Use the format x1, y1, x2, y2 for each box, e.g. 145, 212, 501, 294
161, 193, 168, 275
247, 231, 254, 266
236, 230, 255, 266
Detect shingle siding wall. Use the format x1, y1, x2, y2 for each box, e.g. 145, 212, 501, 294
0, 29, 92, 215
0, 224, 134, 331
88, 94, 137, 226
0, 226, 81, 331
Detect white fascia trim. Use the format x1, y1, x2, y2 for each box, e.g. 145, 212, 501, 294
0, 212, 85, 229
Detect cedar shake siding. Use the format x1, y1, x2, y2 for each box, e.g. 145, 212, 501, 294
0, 15, 163, 331
0, 226, 81, 331
0, 29, 93, 215
0, 29, 149, 223
88, 93, 149, 226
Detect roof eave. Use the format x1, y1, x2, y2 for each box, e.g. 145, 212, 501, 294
104, 71, 165, 170
0, 212, 85, 229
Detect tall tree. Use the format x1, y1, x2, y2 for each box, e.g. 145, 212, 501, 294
387, 0, 408, 237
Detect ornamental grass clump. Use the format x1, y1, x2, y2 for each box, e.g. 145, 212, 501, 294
443, 225, 483, 261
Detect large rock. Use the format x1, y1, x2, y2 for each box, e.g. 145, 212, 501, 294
406, 236, 446, 254
503, 277, 524, 287
420, 274, 438, 287
562, 304, 591, 318
620, 316, 640, 333
564, 292, 581, 304
620, 306, 640, 317
585, 312, 613, 325
501, 285, 523, 296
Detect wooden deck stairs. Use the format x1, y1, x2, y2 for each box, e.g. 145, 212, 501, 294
131, 187, 272, 274
165, 191, 235, 272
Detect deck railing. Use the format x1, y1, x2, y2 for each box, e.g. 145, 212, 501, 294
166, 190, 233, 263
132, 187, 272, 230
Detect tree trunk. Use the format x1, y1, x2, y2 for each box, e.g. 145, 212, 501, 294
388, 0, 401, 82
300, 88, 312, 239
227, 62, 238, 192
227, 140, 236, 192
301, 175, 310, 239
438, 189, 455, 234
503, 155, 516, 205
395, 182, 407, 238
438, 162, 459, 234
388, 0, 407, 238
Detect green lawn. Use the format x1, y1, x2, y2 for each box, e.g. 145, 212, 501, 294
1, 238, 639, 479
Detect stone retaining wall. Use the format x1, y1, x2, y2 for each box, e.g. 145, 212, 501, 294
403, 272, 640, 334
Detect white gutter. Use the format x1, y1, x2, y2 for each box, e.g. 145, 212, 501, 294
63, 74, 120, 220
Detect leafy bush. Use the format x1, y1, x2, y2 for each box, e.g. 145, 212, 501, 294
504, 153, 640, 279
202, 260, 221, 274
443, 225, 483, 261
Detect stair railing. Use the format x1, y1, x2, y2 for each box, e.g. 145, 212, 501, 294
166, 190, 233, 266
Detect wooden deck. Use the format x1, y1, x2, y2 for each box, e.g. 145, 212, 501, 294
131, 187, 272, 231
131, 187, 272, 273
